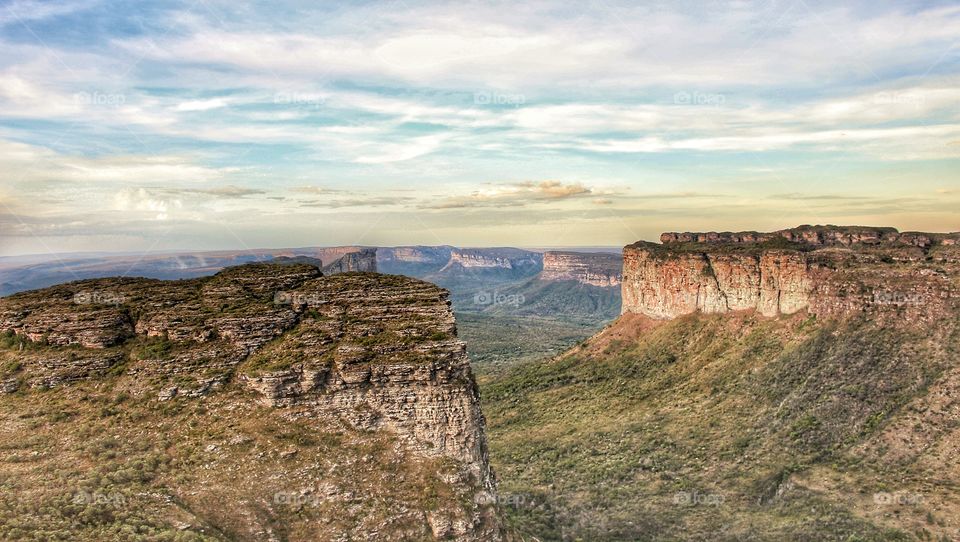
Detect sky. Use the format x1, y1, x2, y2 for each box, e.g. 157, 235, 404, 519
0, 0, 958, 256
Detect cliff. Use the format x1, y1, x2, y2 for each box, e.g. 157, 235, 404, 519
376, 246, 454, 276
540, 251, 622, 287
622, 225, 960, 321
0, 264, 502, 541
438, 248, 542, 272
319, 247, 378, 274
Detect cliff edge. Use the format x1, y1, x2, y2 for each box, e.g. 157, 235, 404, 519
623, 225, 960, 321
0, 264, 502, 541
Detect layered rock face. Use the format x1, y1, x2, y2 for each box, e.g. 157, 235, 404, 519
0, 264, 501, 540
540, 251, 622, 287
440, 248, 542, 272
623, 226, 960, 321
320, 247, 378, 274
659, 225, 958, 249
378, 246, 454, 265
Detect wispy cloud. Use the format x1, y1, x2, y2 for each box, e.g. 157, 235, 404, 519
0, 0, 958, 253
424, 181, 593, 209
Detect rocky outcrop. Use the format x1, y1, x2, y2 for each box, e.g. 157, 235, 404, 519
320, 247, 378, 274
0, 264, 501, 541
540, 251, 622, 287
378, 246, 454, 265
659, 225, 960, 249
623, 226, 960, 322
439, 248, 541, 272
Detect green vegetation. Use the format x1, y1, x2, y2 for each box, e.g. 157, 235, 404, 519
0, 381, 471, 541
129, 337, 176, 361
483, 312, 958, 541
457, 313, 602, 375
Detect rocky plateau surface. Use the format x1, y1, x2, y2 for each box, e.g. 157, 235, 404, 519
0, 264, 501, 540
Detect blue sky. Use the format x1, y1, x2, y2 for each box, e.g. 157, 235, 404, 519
0, 0, 958, 255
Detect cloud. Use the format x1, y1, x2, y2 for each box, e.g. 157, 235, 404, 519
291, 186, 344, 195
175, 98, 231, 112
424, 180, 592, 209
301, 196, 415, 208
0, 0, 97, 26
159, 186, 265, 198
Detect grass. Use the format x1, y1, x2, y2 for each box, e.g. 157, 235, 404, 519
482, 311, 959, 541
0, 381, 473, 541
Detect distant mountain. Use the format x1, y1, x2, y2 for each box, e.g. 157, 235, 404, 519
376, 246, 454, 276
0, 248, 375, 296
454, 251, 623, 321
426, 248, 544, 294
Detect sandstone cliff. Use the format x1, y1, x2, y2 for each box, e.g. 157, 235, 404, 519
623, 225, 960, 321
439, 248, 542, 272
540, 251, 622, 287
0, 264, 501, 541
319, 247, 378, 274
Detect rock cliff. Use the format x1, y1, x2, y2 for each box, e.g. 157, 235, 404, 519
623, 226, 960, 321
319, 247, 378, 274
376, 246, 454, 276
0, 264, 501, 541
439, 248, 542, 272
540, 251, 622, 287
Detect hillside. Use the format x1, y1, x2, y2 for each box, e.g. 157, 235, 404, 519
0, 264, 502, 541
483, 226, 960, 541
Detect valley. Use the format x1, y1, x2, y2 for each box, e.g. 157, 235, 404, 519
2, 225, 959, 541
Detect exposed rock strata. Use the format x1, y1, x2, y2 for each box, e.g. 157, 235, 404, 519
439, 248, 542, 272
623, 226, 960, 322
540, 251, 622, 287
0, 264, 501, 541
320, 247, 378, 274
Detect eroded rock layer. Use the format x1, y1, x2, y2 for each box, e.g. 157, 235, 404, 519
540, 251, 622, 287
623, 226, 960, 321
0, 264, 501, 541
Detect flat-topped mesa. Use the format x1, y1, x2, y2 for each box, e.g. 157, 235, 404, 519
623, 226, 960, 322
540, 251, 622, 287
0, 263, 501, 540
379, 246, 454, 265
439, 248, 542, 271
659, 225, 959, 249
